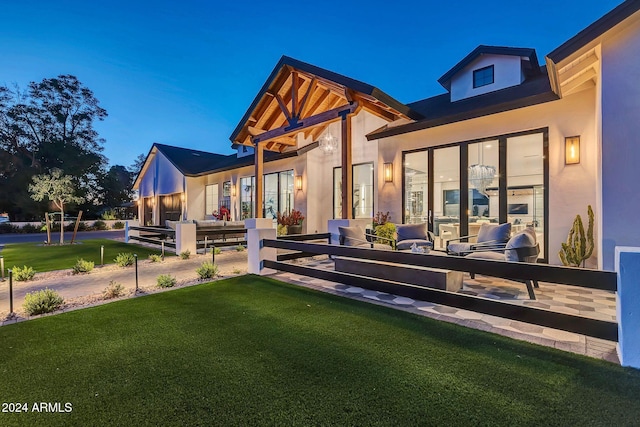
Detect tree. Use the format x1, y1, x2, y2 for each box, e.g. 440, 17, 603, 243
29, 169, 84, 244
129, 153, 146, 175
99, 165, 134, 209
0, 75, 107, 220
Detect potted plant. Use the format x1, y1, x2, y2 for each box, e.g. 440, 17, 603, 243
277, 209, 305, 235
213, 206, 230, 221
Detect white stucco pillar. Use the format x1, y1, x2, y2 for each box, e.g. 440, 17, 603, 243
247, 228, 277, 275
616, 247, 640, 369
175, 222, 197, 255
125, 220, 140, 243
245, 218, 274, 230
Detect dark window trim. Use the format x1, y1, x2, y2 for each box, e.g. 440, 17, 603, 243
473, 65, 494, 88
401, 127, 549, 262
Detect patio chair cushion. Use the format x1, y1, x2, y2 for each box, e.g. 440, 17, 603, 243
477, 222, 512, 243
504, 229, 537, 262
396, 239, 434, 251
396, 223, 433, 250
447, 242, 473, 254
338, 226, 365, 247
465, 251, 505, 261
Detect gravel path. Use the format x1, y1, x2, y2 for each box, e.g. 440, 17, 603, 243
0, 249, 248, 320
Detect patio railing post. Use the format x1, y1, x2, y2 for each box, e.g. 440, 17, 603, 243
134, 254, 139, 292
616, 246, 640, 369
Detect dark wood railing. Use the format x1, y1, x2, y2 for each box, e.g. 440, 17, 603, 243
262, 239, 617, 341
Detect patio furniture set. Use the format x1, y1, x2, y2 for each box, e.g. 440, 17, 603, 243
336, 222, 540, 299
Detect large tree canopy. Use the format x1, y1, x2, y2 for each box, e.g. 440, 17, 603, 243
0, 75, 108, 220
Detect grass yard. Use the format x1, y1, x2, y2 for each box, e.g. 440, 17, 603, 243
0, 239, 161, 272
0, 276, 639, 426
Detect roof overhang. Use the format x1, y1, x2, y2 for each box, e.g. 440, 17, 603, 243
229, 56, 423, 152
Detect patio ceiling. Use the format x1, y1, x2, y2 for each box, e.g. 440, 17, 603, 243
230, 56, 421, 152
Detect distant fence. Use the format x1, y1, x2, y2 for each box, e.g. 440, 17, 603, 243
127, 226, 176, 250
196, 227, 247, 249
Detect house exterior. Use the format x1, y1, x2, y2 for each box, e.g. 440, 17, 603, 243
133, 0, 640, 270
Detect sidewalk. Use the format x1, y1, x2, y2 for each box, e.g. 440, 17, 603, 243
0, 250, 248, 318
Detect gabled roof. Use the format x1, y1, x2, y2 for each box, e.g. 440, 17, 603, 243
132, 143, 302, 189
367, 68, 557, 140
438, 45, 541, 91
151, 143, 231, 176
547, 0, 640, 64
230, 55, 424, 151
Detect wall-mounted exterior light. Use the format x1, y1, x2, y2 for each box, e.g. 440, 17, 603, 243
231, 185, 237, 197
565, 136, 580, 165
383, 162, 393, 182
295, 175, 303, 191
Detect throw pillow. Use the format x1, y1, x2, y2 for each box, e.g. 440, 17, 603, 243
477, 222, 512, 243
505, 230, 536, 262
338, 226, 365, 246
396, 223, 428, 241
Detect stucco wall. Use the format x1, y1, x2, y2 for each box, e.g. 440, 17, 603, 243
375, 87, 598, 266
450, 55, 524, 102
600, 14, 640, 270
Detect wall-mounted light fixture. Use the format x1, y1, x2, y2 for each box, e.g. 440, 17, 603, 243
383, 162, 393, 182
180, 193, 185, 202
231, 185, 237, 197
565, 136, 580, 165
295, 175, 303, 191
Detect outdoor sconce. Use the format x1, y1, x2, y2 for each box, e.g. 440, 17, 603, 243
565, 136, 580, 165
231, 185, 237, 197
383, 162, 393, 182
295, 175, 303, 191
180, 193, 185, 202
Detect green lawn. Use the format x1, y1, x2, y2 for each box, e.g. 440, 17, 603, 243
0, 239, 162, 272
0, 276, 639, 426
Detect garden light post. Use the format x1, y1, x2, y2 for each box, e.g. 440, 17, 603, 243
134, 253, 139, 292
212, 245, 216, 264
161, 241, 165, 260
204, 236, 208, 255
0, 256, 4, 281
100, 245, 104, 266
8, 268, 13, 315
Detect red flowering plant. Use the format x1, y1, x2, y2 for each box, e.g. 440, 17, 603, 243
277, 209, 305, 226
213, 206, 230, 221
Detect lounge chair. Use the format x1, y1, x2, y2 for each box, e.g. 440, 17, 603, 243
338, 225, 394, 249
395, 223, 435, 251
446, 222, 511, 255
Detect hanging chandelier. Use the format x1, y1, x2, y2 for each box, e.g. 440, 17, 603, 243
318, 132, 337, 154
468, 164, 496, 195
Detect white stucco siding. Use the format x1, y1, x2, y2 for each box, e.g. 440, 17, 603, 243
377, 87, 598, 266
155, 151, 185, 196
138, 158, 155, 198
450, 55, 524, 102
600, 14, 640, 270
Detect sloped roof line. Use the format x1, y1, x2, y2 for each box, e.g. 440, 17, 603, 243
438, 45, 540, 91
229, 55, 423, 145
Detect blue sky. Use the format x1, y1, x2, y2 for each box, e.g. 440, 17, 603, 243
0, 0, 622, 167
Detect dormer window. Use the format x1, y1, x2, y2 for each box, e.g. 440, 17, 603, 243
473, 65, 494, 88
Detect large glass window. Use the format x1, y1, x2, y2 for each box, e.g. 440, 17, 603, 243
468, 140, 499, 233
507, 133, 545, 258
240, 176, 255, 220
333, 164, 374, 219
205, 184, 219, 217
404, 151, 428, 225
353, 163, 374, 219
473, 65, 494, 88
434, 146, 460, 246
262, 170, 294, 219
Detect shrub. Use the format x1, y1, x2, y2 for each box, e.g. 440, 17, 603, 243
93, 220, 108, 230
113, 221, 125, 229
277, 224, 288, 236
374, 222, 396, 247
214, 247, 222, 255
0, 223, 19, 234
114, 252, 135, 267
232, 267, 242, 275
157, 274, 176, 288
101, 210, 117, 220
179, 250, 191, 260
11, 265, 36, 281
235, 245, 245, 252
20, 223, 40, 234
196, 261, 218, 280
148, 254, 163, 263
64, 222, 76, 232
103, 281, 125, 299
76, 221, 89, 232
23, 288, 64, 316
73, 258, 94, 274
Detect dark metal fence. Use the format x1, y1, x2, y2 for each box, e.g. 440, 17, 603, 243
196, 227, 247, 249
128, 226, 176, 249
262, 239, 618, 341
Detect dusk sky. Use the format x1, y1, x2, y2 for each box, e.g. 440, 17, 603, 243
0, 0, 621, 167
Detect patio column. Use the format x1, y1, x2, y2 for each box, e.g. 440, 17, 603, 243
340, 110, 353, 219
616, 246, 640, 369
254, 141, 264, 218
